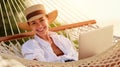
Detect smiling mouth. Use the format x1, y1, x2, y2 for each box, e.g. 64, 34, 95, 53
36, 26, 46, 32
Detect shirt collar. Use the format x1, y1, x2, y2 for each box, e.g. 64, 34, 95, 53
34, 35, 50, 48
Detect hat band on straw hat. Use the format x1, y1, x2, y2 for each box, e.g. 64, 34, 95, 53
18, 10, 58, 30
26, 10, 46, 20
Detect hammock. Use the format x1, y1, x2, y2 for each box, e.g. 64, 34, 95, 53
0, 20, 120, 67
1, 0, 120, 67
1, 41, 120, 67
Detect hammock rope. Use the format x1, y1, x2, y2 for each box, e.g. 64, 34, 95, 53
0, 4, 7, 36
0, 40, 120, 67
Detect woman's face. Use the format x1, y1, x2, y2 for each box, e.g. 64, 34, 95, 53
28, 16, 49, 35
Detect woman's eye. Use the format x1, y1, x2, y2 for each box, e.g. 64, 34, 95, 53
40, 19, 45, 22
31, 22, 36, 25
41, 19, 44, 22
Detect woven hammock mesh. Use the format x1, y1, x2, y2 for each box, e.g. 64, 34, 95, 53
0, 0, 120, 67
0, 40, 120, 67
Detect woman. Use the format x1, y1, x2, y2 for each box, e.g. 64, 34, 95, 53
18, 4, 78, 62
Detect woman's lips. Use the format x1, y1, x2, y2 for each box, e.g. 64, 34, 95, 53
36, 28, 43, 32
36, 26, 46, 32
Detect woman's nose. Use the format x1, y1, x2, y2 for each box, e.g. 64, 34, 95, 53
36, 21, 42, 27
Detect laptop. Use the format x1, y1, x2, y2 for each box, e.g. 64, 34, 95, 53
78, 25, 113, 59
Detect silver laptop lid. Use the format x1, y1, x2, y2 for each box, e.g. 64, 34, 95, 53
78, 25, 113, 59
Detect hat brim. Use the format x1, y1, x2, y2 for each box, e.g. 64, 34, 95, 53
18, 10, 58, 31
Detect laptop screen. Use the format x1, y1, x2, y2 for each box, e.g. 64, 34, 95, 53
78, 25, 113, 59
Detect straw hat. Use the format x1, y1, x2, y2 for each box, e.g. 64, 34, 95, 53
18, 4, 58, 30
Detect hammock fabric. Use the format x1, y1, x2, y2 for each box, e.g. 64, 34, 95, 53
0, 40, 120, 67
0, 20, 120, 67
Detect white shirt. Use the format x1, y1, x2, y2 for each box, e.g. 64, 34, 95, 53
21, 32, 78, 62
